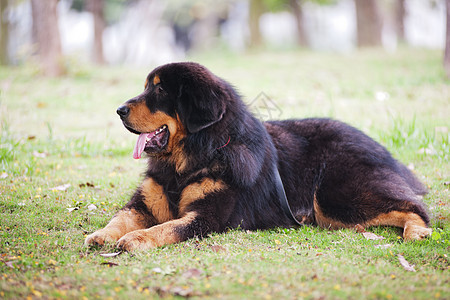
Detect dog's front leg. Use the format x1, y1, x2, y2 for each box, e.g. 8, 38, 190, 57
117, 177, 227, 251
116, 211, 211, 251
84, 177, 170, 247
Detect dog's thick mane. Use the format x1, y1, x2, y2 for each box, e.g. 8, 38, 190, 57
153, 63, 275, 189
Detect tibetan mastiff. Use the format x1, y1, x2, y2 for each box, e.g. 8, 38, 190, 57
85, 62, 431, 251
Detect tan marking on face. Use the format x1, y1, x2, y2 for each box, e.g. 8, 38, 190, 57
168, 113, 188, 173
84, 209, 148, 246
126, 102, 187, 165
141, 178, 173, 223
179, 178, 225, 215
153, 74, 160, 85
117, 212, 198, 250
126, 102, 172, 133
145, 78, 149, 89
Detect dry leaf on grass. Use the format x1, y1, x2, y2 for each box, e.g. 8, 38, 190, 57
354, 224, 366, 233
355, 224, 385, 240
87, 204, 97, 211
157, 286, 195, 298
375, 244, 393, 249
397, 254, 415, 272
210, 245, 226, 253
79, 182, 96, 188
183, 268, 203, 278
362, 231, 385, 241
101, 262, 119, 267
99, 252, 122, 258
32, 151, 48, 158
50, 184, 71, 191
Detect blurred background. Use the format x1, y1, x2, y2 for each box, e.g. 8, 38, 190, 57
0, 0, 448, 74
0, 0, 449, 143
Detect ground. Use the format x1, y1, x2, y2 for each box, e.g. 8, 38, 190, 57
0, 48, 448, 299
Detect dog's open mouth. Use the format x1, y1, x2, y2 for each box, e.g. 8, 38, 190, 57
133, 125, 169, 159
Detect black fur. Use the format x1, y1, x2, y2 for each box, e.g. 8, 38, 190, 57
122, 62, 429, 240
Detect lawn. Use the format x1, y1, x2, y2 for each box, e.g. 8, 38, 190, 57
0, 48, 449, 299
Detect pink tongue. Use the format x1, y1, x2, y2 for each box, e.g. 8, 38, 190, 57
133, 133, 154, 159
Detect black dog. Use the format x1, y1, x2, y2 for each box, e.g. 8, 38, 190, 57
85, 62, 431, 251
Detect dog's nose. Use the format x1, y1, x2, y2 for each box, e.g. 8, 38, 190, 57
116, 105, 130, 117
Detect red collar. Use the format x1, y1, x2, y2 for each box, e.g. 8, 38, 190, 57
216, 136, 231, 150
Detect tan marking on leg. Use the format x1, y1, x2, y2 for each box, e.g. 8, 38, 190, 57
179, 178, 225, 215
117, 212, 198, 251
141, 178, 173, 223
84, 209, 148, 246
313, 195, 349, 230
364, 211, 432, 241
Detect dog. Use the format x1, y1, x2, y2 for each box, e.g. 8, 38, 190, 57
84, 62, 432, 251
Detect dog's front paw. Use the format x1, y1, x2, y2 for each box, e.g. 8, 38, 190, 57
84, 229, 121, 247
116, 230, 157, 251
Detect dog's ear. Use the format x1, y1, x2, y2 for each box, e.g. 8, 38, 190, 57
177, 83, 226, 134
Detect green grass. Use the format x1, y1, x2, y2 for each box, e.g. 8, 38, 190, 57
0, 48, 449, 299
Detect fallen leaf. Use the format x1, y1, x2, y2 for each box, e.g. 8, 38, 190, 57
87, 204, 97, 211
50, 184, 71, 191
362, 231, 385, 241
37, 102, 47, 108
397, 254, 415, 272
4, 261, 15, 268
354, 224, 366, 233
99, 252, 122, 258
151, 267, 163, 274
101, 262, 119, 267
183, 268, 202, 278
0, 173, 8, 179
210, 245, 226, 253
375, 244, 393, 249
32, 151, 48, 158
170, 287, 194, 298
67, 207, 79, 213
32, 290, 43, 298
79, 182, 96, 188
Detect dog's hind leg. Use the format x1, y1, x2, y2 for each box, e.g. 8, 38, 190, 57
364, 210, 432, 241
313, 192, 432, 241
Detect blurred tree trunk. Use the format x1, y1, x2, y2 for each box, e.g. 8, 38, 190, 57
445, 0, 450, 78
0, 0, 9, 65
249, 0, 264, 48
290, 0, 307, 47
87, 0, 105, 65
354, 0, 383, 47
31, 0, 65, 76
395, 0, 406, 43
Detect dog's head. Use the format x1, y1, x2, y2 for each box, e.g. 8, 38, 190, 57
117, 62, 227, 159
